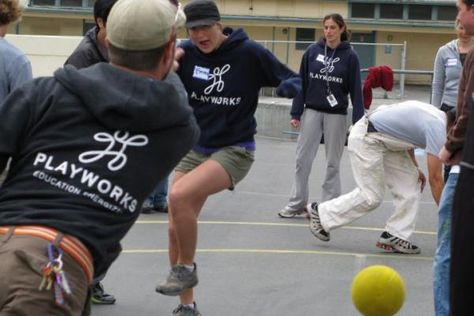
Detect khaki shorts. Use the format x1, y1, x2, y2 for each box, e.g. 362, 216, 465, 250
176, 146, 255, 189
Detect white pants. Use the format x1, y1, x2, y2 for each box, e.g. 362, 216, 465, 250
318, 117, 420, 240
286, 109, 347, 211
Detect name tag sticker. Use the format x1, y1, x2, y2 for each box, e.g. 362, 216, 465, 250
316, 54, 325, 63
447, 58, 457, 66
193, 66, 210, 80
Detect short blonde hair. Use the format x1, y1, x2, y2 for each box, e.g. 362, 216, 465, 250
0, 0, 23, 26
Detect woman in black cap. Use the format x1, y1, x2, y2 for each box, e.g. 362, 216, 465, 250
155, 1, 301, 315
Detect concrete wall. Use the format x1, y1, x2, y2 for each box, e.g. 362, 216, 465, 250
5, 34, 82, 77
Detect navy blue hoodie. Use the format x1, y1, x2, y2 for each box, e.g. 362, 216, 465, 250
178, 28, 300, 149
291, 39, 364, 124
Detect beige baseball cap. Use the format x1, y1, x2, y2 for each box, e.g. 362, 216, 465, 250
107, 0, 186, 51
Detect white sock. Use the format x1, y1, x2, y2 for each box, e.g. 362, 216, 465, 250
184, 264, 194, 272
184, 303, 195, 309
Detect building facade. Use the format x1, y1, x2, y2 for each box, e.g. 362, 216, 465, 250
14, 0, 458, 84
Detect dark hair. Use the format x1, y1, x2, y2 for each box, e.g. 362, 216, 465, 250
108, 41, 168, 71
462, 0, 474, 6
323, 13, 350, 42
93, 0, 118, 26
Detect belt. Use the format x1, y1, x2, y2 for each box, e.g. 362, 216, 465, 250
0, 225, 94, 283
367, 120, 378, 133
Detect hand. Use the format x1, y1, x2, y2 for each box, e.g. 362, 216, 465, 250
290, 119, 300, 129
173, 47, 184, 71
438, 146, 462, 166
418, 169, 426, 192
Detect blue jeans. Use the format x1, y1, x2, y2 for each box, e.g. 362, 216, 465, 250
433, 172, 458, 316
143, 177, 168, 207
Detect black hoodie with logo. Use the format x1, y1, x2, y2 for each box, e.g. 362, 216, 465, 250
177, 28, 300, 149
0, 63, 200, 276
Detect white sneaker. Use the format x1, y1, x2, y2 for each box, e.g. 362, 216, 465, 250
278, 207, 308, 218
307, 202, 330, 241
376, 231, 420, 254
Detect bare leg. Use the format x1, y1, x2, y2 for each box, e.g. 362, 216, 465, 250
167, 159, 232, 304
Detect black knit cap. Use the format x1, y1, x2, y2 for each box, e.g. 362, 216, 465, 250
184, 0, 221, 28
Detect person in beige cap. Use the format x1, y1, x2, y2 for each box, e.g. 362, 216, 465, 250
155, 1, 300, 315
0, 0, 199, 314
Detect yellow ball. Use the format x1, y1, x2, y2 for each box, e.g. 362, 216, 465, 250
351, 265, 406, 316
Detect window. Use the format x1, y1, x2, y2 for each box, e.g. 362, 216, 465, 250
351, 3, 375, 18
29, 0, 92, 6
380, 4, 403, 19
61, 0, 82, 6
295, 28, 315, 51
408, 5, 432, 20
438, 6, 458, 21
31, 0, 55, 4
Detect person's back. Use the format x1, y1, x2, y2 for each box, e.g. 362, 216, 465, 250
0, 0, 32, 101
0, 0, 199, 314
0, 62, 197, 276
369, 101, 446, 155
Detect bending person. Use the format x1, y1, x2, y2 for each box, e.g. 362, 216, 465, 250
307, 101, 445, 254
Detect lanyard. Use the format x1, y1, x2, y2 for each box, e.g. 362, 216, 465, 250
324, 44, 337, 95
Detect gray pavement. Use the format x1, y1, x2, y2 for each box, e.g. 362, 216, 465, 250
92, 85, 436, 316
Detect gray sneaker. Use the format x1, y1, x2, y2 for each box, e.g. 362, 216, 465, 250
156, 263, 198, 296
307, 202, 330, 241
173, 302, 201, 316
278, 207, 308, 218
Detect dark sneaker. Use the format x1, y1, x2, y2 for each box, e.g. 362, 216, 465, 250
278, 207, 308, 218
91, 282, 116, 305
376, 231, 421, 254
306, 202, 330, 241
173, 302, 202, 316
141, 203, 168, 214
156, 263, 198, 296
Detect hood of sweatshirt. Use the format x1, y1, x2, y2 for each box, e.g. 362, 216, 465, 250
54, 64, 192, 132
444, 39, 459, 54
316, 38, 353, 51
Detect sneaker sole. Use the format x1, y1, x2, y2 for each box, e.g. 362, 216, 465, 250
278, 208, 307, 218
309, 226, 330, 242
91, 297, 116, 305
376, 241, 421, 254
155, 279, 199, 296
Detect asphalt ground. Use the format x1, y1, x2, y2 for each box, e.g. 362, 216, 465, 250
93, 85, 438, 316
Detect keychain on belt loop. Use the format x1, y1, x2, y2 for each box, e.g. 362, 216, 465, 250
39, 243, 72, 305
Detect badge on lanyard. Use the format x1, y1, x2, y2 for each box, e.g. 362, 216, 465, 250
324, 45, 338, 107
327, 93, 338, 107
